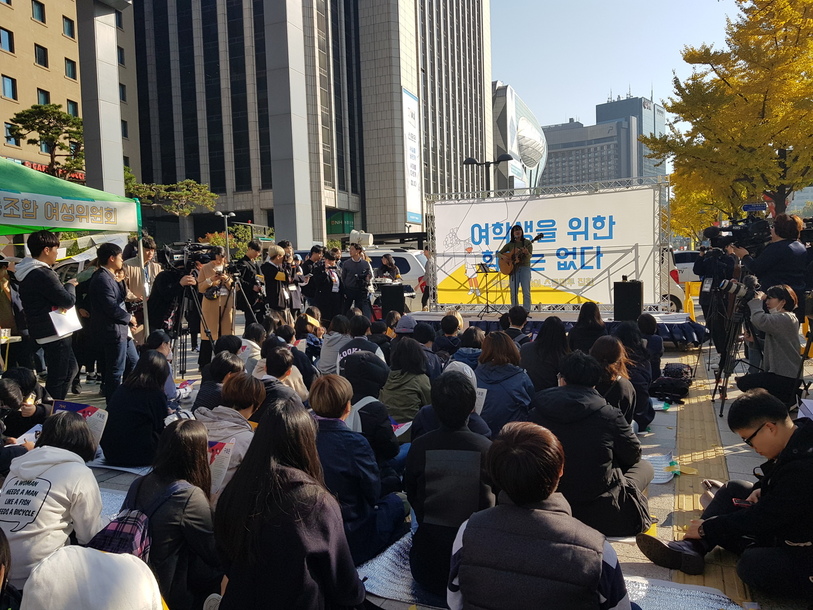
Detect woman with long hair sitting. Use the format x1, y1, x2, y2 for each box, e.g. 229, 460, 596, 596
213, 398, 364, 609
476, 331, 535, 436
590, 335, 637, 424
101, 350, 171, 467
520, 316, 571, 392
126, 420, 222, 609
613, 321, 654, 430
568, 302, 607, 353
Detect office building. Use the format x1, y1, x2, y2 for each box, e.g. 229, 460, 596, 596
492, 81, 547, 190
1, 0, 136, 195
133, 0, 493, 244
540, 94, 667, 187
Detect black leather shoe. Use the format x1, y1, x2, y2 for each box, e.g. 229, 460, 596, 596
636, 534, 706, 575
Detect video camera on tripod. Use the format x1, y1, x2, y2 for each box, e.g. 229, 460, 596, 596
702, 215, 772, 254
718, 274, 760, 302
157, 242, 224, 274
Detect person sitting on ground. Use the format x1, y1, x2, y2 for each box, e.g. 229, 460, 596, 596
528, 351, 654, 537
433, 314, 462, 357
0, 528, 21, 608
413, 322, 444, 379
452, 326, 484, 370
568, 301, 607, 353
238, 322, 267, 374
0, 412, 102, 590
194, 373, 265, 505
504, 306, 531, 346
384, 310, 401, 338
735, 284, 802, 407
636, 389, 813, 601
476, 331, 535, 436
144, 329, 180, 402
191, 352, 244, 413
613, 321, 655, 431
252, 345, 304, 423
310, 375, 406, 565
214, 398, 365, 609
336, 315, 386, 366
126, 420, 222, 608
448, 421, 640, 610
273, 324, 317, 391
379, 337, 432, 423
405, 370, 495, 597
316, 315, 352, 375
519, 316, 571, 392
200, 334, 243, 383
637, 313, 664, 380
368, 320, 393, 364
337, 352, 400, 479
411, 361, 492, 442
101, 350, 172, 467
0, 367, 53, 438
591, 335, 637, 425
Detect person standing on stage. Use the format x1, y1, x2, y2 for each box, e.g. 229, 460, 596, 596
498, 225, 533, 311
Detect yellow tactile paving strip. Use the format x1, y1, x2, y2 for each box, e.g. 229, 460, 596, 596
672, 354, 752, 604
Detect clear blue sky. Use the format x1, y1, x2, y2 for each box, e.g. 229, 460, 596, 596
490, 0, 740, 127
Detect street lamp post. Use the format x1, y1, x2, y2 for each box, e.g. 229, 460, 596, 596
463, 153, 514, 196
215, 211, 237, 262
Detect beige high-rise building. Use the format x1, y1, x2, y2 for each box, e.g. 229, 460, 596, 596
1, 0, 138, 190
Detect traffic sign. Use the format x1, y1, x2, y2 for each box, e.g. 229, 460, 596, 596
742, 203, 767, 212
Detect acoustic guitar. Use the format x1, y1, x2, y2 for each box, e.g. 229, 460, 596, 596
498, 233, 545, 276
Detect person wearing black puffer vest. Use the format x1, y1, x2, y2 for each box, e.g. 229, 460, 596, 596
15, 231, 78, 400
448, 421, 639, 610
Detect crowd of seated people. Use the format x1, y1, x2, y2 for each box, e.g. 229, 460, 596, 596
0, 290, 808, 610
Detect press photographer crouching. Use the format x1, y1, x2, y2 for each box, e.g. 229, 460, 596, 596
735, 284, 801, 407
732, 214, 807, 322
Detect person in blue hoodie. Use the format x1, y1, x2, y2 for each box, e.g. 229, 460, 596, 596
433, 314, 462, 357
452, 326, 484, 370
475, 331, 535, 436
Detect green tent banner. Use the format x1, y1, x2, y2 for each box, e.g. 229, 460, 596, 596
0, 158, 139, 235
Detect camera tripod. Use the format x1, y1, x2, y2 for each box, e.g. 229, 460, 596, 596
712, 296, 762, 417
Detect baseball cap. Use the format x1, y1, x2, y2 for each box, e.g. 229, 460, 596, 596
394, 314, 416, 334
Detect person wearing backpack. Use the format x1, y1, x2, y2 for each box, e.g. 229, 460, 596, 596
126, 420, 222, 609
0, 412, 102, 590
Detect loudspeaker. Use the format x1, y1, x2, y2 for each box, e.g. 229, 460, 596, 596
380, 284, 406, 316
613, 280, 643, 321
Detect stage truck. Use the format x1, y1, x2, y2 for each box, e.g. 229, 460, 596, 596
426, 178, 681, 313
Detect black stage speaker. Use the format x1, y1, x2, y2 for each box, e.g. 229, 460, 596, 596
380, 284, 406, 316
613, 280, 643, 321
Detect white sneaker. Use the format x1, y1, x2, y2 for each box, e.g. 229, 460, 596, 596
203, 593, 222, 610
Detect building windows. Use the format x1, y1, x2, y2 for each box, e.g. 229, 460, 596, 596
121, 120, 128, 138
4, 123, 19, 146
119, 83, 126, 102
37, 88, 49, 104
0, 28, 13, 53
115, 9, 123, 29
117, 46, 125, 66
31, 0, 45, 22
39, 140, 49, 153
64, 58, 76, 79
1, 75, 16, 100
123, 155, 130, 168
34, 43, 48, 67
63, 16, 75, 38
0, 0, 11, 6
66, 99, 78, 116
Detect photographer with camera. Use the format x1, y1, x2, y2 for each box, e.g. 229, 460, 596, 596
197, 246, 234, 367
732, 214, 807, 320
735, 284, 801, 407
341, 243, 373, 319
261, 245, 291, 323
693, 243, 737, 356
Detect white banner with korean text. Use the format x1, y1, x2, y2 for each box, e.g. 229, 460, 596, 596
433, 188, 660, 306
0, 190, 139, 232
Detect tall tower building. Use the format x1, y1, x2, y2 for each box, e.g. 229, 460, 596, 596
133, 0, 493, 244
1, 0, 135, 194
596, 95, 666, 178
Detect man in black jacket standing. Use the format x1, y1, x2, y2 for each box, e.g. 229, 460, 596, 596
15, 231, 79, 400
637, 389, 813, 600
234, 239, 263, 325
88, 243, 133, 402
